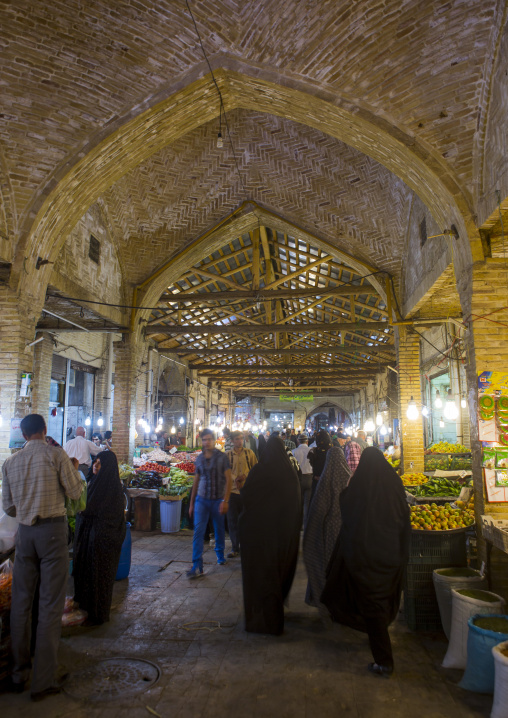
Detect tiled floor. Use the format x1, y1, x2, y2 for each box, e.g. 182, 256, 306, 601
1, 530, 493, 717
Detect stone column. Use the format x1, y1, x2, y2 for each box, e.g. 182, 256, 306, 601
31, 332, 54, 418
0, 287, 38, 466
397, 326, 425, 473
112, 338, 138, 464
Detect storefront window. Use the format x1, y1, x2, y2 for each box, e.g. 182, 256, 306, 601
429, 372, 457, 444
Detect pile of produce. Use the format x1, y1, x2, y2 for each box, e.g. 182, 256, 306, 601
143, 448, 168, 462
119, 464, 136, 482
175, 461, 195, 474
136, 461, 168, 473
176, 445, 193, 451
426, 441, 469, 454
401, 472, 428, 486
387, 457, 400, 469
168, 467, 193, 484
410, 477, 463, 497
409, 502, 475, 531
170, 451, 200, 463
129, 471, 167, 489
159, 467, 194, 500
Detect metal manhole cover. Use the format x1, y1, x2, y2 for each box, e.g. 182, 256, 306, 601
64, 657, 161, 702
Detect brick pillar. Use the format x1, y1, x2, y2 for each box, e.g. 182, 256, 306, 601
397, 326, 424, 472
112, 339, 138, 464
31, 332, 54, 417
0, 287, 38, 467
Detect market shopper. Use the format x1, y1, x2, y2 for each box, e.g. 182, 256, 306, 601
188, 429, 232, 577
73, 451, 126, 625
226, 430, 257, 558
1, 414, 83, 700
336, 432, 362, 472
292, 434, 313, 526
355, 430, 369, 451
64, 425, 101, 475
303, 447, 350, 618
239, 436, 302, 635
321, 448, 411, 677
307, 429, 331, 502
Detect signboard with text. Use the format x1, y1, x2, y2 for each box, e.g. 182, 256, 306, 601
279, 394, 313, 402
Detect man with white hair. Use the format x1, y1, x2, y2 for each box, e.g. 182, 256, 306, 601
64, 426, 101, 475
355, 430, 369, 452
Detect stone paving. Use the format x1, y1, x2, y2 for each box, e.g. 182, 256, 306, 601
1, 530, 493, 718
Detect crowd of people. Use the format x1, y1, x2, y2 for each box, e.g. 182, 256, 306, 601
188, 425, 410, 678
1, 414, 408, 699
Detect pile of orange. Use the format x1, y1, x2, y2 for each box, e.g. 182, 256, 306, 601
410, 502, 475, 531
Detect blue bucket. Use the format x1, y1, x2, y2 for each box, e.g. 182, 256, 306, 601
115, 522, 132, 580
160, 499, 182, 533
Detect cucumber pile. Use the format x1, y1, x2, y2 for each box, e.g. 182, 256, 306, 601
412, 477, 463, 497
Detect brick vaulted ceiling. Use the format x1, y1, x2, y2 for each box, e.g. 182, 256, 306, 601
100, 110, 413, 284
0, 0, 502, 236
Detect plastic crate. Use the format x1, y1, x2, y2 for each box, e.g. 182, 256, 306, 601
408, 528, 468, 566
403, 591, 443, 631
405, 563, 443, 594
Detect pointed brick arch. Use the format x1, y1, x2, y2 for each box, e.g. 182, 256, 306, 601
12, 66, 475, 310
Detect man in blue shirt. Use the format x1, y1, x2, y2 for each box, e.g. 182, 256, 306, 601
188, 429, 232, 578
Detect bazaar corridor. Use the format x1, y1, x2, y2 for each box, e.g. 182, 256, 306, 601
1, 531, 492, 718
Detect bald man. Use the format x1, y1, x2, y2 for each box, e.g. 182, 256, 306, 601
63, 426, 101, 475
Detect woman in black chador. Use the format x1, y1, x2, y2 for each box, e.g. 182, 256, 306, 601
239, 436, 302, 635
73, 450, 126, 625
321, 447, 411, 676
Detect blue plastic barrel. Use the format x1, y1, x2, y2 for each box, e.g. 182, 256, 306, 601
115, 522, 132, 580
160, 499, 182, 533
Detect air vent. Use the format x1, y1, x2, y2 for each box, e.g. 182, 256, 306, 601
419, 217, 427, 248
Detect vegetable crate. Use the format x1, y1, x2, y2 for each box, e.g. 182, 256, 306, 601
404, 529, 468, 631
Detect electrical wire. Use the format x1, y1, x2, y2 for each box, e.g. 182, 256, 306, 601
185, 0, 248, 198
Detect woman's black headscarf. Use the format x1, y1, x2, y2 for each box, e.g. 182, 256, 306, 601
321, 447, 411, 629
257, 433, 267, 461
316, 430, 331, 449
308, 430, 331, 477
84, 450, 125, 527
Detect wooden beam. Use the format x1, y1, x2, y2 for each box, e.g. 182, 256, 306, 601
251, 228, 260, 291
157, 284, 377, 304
160, 346, 394, 357
189, 363, 388, 370
147, 321, 388, 335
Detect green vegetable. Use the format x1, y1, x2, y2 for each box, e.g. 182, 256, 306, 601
458, 589, 500, 602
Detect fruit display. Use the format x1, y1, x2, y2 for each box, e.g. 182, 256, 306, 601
409, 502, 475, 531
170, 451, 201, 463
136, 462, 168, 473
387, 457, 400, 469
426, 442, 469, 454
147, 448, 170, 462
119, 464, 136, 482
401, 472, 428, 486
410, 478, 463, 497
424, 454, 451, 470
175, 461, 195, 474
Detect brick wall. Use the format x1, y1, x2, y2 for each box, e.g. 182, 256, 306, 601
30, 332, 54, 417
112, 339, 139, 464
397, 327, 425, 472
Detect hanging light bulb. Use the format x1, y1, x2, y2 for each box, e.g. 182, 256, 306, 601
364, 418, 375, 432
379, 425, 387, 436
421, 406, 429, 417
158, 415, 163, 426
97, 412, 104, 427
217, 131, 223, 148
444, 390, 459, 421
461, 397, 467, 409
179, 416, 185, 425
434, 390, 443, 409
406, 397, 419, 421
170, 425, 176, 434
195, 418, 199, 425
376, 412, 383, 426
85, 414, 91, 427
439, 417, 445, 428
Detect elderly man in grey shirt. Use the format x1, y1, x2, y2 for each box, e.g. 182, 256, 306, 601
2, 413, 83, 701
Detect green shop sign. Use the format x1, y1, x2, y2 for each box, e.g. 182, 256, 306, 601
279, 393, 314, 402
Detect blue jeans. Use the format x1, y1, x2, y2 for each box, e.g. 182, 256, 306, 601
192, 496, 226, 570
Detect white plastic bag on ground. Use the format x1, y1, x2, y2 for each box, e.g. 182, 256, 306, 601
491, 640, 508, 718
442, 589, 505, 669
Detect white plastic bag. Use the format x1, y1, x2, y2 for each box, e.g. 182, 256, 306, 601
491, 640, 508, 718
0, 510, 18, 553
442, 589, 505, 669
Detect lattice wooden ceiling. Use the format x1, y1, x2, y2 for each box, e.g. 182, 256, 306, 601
147, 226, 394, 391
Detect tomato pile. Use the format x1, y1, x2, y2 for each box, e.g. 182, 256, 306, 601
136, 462, 168, 473
176, 461, 195, 474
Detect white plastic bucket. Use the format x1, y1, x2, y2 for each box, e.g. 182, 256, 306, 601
491, 640, 508, 718
160, 498, 183, 533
